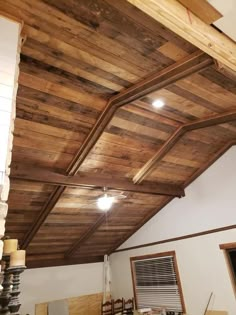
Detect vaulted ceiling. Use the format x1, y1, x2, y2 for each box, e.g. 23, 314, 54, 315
1, 0, 236, 268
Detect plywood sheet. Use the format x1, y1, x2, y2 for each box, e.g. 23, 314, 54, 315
35, 292, 103, 315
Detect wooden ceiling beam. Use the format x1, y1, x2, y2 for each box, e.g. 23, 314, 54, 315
11, 166, 184, 197
26, 255, 104, 269
64, 215, 107, 257
133, 111, 236, 183
127, 0, 236, 71
19, 50, 211, 250
177, 0, 222, 24
21, 186, 65, 249
67, 50, 213, 175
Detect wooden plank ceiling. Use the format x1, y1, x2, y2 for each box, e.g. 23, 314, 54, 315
1, 0, 236, 268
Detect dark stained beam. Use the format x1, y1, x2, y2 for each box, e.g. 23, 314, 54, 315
11, 166, 185, 197
21, 186, 66, 249
108, 141, 236, 253
64, 215, 107, 257
20, 51, 212, 250
133, 110, 236, 183
67, 50, 213, 175
26, 255, 104, 269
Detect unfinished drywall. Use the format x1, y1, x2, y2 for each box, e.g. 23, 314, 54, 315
111, 146, 236, 315
20, 262, 103, 315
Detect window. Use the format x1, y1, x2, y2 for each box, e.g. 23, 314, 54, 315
220, 242, 236, 295
130, 251, 185, 314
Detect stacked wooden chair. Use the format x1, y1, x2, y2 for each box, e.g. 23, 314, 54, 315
101, 300, 113, 315
101, 298, 134, 315
123, 298, 134, 314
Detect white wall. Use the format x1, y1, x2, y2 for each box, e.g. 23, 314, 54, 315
111, 146, 236, 315
20, 262, 103, 315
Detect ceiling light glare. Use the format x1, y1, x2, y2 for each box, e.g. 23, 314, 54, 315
97, 194, 114, 211
152, 99, 165, 108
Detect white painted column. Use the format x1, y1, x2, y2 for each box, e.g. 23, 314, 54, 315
0, 16, 21, 256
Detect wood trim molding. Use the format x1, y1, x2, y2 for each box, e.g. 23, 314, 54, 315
130, 251, 186, 313
172, 251, 186, 314
11, 166, 184, 197
134, 112, 236, 183
113, 224, 236, 253
219, 242, 236, 250
219, 243, 236, 297
127, 0, 236, 71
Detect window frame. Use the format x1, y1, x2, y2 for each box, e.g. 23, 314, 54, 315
130, 251, 186, 313
219, 242, 236, 297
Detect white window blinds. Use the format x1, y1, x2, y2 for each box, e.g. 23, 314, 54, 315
133, 255, 183, 313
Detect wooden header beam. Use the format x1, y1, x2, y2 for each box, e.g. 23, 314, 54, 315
11, 166, 185, 197
127, 0, 236, 71
26, 255, 104, 269
133, 110, 236, 183
177, 0, 222, 24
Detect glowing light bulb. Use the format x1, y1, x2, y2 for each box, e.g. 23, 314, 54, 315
152, 99, 165, 108
97, 194, 114, 211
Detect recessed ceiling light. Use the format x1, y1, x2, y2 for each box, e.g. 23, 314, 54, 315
152, 99, 165, 108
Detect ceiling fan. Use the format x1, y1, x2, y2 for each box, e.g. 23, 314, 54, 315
91, 187, 127, 211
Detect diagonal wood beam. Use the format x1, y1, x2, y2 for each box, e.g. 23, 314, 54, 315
21, 186, 65, 249
127, 0, 236, 71
20, 51, 212, 249
64, 215, 107, 257
67, 50, 213, 175
108, 141, 236, 253
133, 110, 236, 183
11, 166, 185, 197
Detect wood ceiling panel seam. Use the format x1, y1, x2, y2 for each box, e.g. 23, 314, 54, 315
37, 0, 172, 68
1, 0, 152, 78
21, 43, 125, 92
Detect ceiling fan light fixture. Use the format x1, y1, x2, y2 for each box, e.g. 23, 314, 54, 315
97, 194, 114, 211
